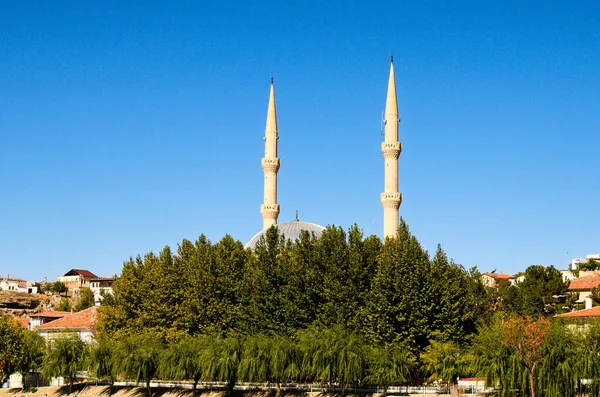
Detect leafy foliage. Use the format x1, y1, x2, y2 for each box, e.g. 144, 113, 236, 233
41, 334, 87, 393
52, 281, 68, 294
421, 340, 467, 397
74, 287, 95, 312
500, 265, 570, 316
55, 298, 72, 312
0, 312, 25, 383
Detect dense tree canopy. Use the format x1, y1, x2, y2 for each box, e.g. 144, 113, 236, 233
99, 221, 485, 355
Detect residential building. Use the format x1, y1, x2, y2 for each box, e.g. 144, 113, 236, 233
57, 269, 97, 296
481, 272, 514, 287
0, 276, 27, 292
568, 276, 600, 303
571, 253, 600, 270
37, 306, 98, 343
28, 311, 71, 330
89, 277, 114, 305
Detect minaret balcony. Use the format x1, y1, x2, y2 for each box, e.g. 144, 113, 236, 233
381, 142, 402, 159
380, 192, 402, 209
261, 158, 280, 173
261, 204, 280, 219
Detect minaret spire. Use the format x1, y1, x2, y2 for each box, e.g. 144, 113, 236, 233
381, 58, 402, 238
260, 78, 281, 229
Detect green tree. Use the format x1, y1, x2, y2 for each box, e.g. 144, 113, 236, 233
538, 320, 579, 397
427, 245, 482, 343
55, 298, 72, 312
365, 342, 414, 394
88, 336, 118, 389
214, 336, 241, 396
159, 335, 211, 397
41, 334, 87, 393
238, 334, 300, 392
115, 332, 163, 396
74, 287, 95, 312
52, 281, 68, 294
363, 220, 431, 349
421, 340, 468, 397
0, 313, 24, 383
299, 325, 368, 397
17, 330, 45, 375
502, 265, 570, 316
469, 317, 521, 396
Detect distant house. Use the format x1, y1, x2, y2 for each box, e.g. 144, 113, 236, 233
28, 311, 71, 330
568, 276, 600, 303
57, 269, 97, 296
37, 306, 98, 343
0, 276, 27, 292
481, 272, 514, 287
89, 277, 114, 305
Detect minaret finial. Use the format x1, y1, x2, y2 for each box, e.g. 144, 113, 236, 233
390, 54, 394, 63
296, 210, 299, 221
270, 76, 274, 85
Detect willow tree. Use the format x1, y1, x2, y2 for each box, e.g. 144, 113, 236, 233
299, 325, 368, 397
421, 340, 467, 397
538, 320, 579, 397
88, 336, 118, 390
41, 334, 87, 393
159, 334, 214, 397
115, 332, 163, 396
214, 336, 242, 396
365, 342, 414, 394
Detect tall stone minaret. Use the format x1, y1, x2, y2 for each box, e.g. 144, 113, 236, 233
381, 57, 402, 239
260, 78, 280, 229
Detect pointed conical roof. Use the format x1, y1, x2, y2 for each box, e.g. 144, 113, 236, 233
385, 59, 398, 119
265, 79, 278, 138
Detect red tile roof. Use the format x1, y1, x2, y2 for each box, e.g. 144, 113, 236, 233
17, 317, 30, 329
39, 306, 97, 330
558, 306, 600, 318
568, 276, 600, 291
29, 311, 71, 318
483, 272, 514, 280
63, 269, 97, 278
5, 278, 27, 282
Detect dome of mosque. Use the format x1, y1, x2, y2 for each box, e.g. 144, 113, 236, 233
245, 218, 326, 250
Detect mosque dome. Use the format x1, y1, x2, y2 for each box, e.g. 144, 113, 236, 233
245, 218, 326, 250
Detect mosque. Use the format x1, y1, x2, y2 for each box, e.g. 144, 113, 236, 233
245, 59, 402, 249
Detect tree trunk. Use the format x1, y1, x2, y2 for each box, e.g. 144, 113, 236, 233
193, 378, 199, 397
528, 369, 536, 397
276, 381, 281, 396
449, 381, 459, 397
340, 382, 345, 397
146, 379, 152, 397
69, 378, 74, 394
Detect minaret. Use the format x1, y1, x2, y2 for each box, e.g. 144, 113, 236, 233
260, 78, 280, 229
381, 57, 402, 239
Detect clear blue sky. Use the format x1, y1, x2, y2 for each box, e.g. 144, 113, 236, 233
1, 1, 599, 281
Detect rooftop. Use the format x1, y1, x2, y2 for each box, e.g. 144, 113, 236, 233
38, 306, 97, 330
568, 276, 600, 291
558, 306, 600, 318
245, 219, 326, 250
29, 311, 71, 318
63, 269, 97, 278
